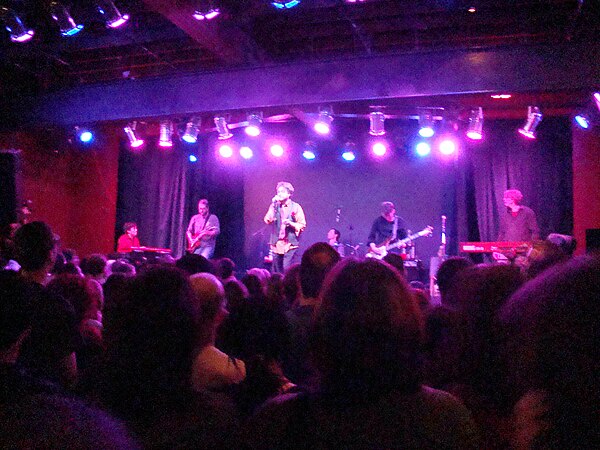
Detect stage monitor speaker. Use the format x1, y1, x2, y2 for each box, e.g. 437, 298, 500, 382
586, 229, 600, 253
0, 150, 21, 227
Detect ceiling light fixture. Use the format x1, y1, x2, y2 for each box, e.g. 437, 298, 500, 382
245, 113, 263, 137
158, 120, 174, 147
124, 122, 144, 148
418, 108, 436, 138
466, 107, 484, 140
182, 117, 201, 143
271, 0, 301, 9
369, 111, 386, 136
342, 140, 356, 161
96, 0, 129, 28
314, 107, 333, 135
193, 1, 221, 20
214, 116, 233, 140
50, 2, 83, 36
1, 7, 34, 43
518, 106, 543, 139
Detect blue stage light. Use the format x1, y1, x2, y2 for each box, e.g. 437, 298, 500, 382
189, 155, 198, 163
415, 142, 431, 157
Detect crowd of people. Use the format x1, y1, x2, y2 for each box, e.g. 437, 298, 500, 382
1, 219, 598, 449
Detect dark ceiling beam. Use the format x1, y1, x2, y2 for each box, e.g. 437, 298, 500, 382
141, 0, 266, 65
17, 43, 600, 126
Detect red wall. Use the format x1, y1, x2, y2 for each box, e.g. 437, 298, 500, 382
572, 126, 600, 254
0, 125, 120, 257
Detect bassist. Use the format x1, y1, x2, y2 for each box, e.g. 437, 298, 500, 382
367, 201, 407, 258
186, 199, 220, 258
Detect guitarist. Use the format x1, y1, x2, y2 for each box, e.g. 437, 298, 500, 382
264, 181, 306, 273
186, 199, 220, 258
367, 201, 408, 258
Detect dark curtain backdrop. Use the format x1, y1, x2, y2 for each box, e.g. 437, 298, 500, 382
116, 141, 188, 257
115, 117, 573, 266
455, 117, 573, 251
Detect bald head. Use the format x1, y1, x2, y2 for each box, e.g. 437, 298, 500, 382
189, 273, 225, 323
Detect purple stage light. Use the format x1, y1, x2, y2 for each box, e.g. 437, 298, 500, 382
218, 144, 233, 158
372, 142, 387, 157
240, 146, 253, 159
270, 144, 284, 157
439, 139, 457, 155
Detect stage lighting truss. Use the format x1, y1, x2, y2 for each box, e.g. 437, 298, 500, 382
1, 7, 34, 42
50, 2, 83, 36
193, 1, 221, 20
369, 111, 386, 136
124, 122, 144, 148
214, 116, 233, 140
518, 106, 543, 139
182, 117, 201, 143
466, 107, 484, 140
245, 113, 263, 137
96, 0, 129, 28
271, 0, 301, 9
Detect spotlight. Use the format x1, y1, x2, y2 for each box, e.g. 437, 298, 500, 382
418, 109, 435, 138
240, 146, 254, 159
50, 2, 83, 36
270, 144, 284, 157
124, 122, 144, 148
302, 141, 317, 160
1, 7, 34, 43
575, 114, 590, 130
96, 0, 129, 28
415, 142, 431, 157
245, 113, 262, 137
342, 141, 356, 161
218, 144, 233, 158
75, 127, 94, 144
594, 92, 600, 112
369, 111, 386, 136
193, 1, 221, 20
271, 0, 301, 9
372, 142, 387, 157
439, 139, 457, 156
466, 107, 484, 140
314, 107, 333, 135
518, 106, 543, 139
158, 120, 174, 147
214, 116, 233, 140
189, 154, 198, 163
182, 117, 201, 143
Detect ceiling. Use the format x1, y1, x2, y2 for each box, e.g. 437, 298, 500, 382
1, 0, 599, 120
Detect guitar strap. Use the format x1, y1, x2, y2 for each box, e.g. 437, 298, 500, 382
391, 216, 398, 242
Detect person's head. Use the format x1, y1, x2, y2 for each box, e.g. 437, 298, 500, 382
503, 189, 523, 208
102, 266, 198, 418
241, 273, 266, 300
216, 257, 236, 279
327, 228, 340, 243
13, 221, 57, 273
224, 280, 248, 312
110, 259, 136, 277
189, 273, 227, 346
381, 201, 396, 220
0, 270, 35, 359
197, 199, 209, 217
47, 274, 103, 323
80, 254, 108, 280
123, 222, 138, 237
501, 255, 600, 449
275, 181, 294, 202
175, 253, 214, 275
300, 242, 341, 299
310, 258, 423, 396
283, 263, 301, 307
435, 256, 474, 305
382, 253, 406, 277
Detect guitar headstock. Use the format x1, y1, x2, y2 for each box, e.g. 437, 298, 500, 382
421, 225, 434, 237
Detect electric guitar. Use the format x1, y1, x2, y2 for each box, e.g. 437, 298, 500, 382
366, 226, 434, 259
186, 226, 217, 253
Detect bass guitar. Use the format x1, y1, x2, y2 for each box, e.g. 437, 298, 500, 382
366, 226, 434, 259
186, 226, 217, 253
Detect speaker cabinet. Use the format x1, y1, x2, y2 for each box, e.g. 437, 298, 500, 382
0, 150, 21, 227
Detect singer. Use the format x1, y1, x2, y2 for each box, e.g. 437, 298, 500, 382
264, 181, 306, 273
367, 201, 408, 256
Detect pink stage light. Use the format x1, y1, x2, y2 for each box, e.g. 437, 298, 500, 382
372, 142, 387, 157
245, 125, 261, 137
270, 144, 284, 157
466, 130, 483, 140
439, 139, 457, 155
218, 144, 233, 158
517, 129, 536, 139
313, 122, 331, 135
240, 146, 253, 159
